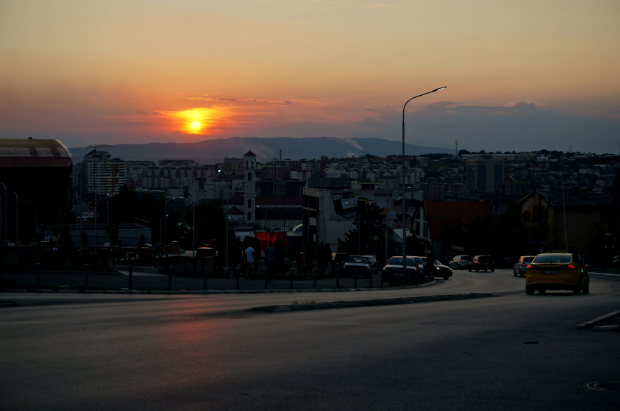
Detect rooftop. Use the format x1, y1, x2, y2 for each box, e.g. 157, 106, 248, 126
0, 138, 72, 168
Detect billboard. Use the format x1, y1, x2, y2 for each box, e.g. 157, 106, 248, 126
256, 231, 287, 252
330, 191, 357, 221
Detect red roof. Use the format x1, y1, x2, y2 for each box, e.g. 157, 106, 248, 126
244, 150, 256, 157
428, 218, 460, 240
425, 202, 490, 240
425, 202, 490, 224
227, 206, 243, 215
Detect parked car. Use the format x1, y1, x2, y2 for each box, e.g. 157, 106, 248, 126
468, 255, 495, 272
449, 255, 472, 270
433, 260, 453, 280
513, 255, 536, 277
382, 256, 419, 283
332, 252, 349, 263
525, 253, 589, 295
361, 255, 379, 272
342, 255, 372, 278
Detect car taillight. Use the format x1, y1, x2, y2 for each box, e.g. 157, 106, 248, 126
459, 260, 462, 263
527, 264, 538, 270
522, 263, 526, 266
492, 261, 494, 264
559, 264, 575, 270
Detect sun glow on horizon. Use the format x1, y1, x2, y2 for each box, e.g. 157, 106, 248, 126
165, 107, 230, 134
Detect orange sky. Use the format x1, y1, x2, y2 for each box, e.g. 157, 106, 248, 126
1, 0, 619, 152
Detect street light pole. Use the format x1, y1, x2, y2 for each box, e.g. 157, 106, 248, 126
86, 184, 97, 246
0, 181, 7, 243
165, 198, 175, 233
159, 215, 167, 243
401, 87, 446, 276
358, 205, 361, 255
217, 170, 232, 268
9, 190, 18, 244
560, 159, 569, 252
186, 194, 196, 258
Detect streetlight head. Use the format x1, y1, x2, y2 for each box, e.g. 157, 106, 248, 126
433, 86, 447, 92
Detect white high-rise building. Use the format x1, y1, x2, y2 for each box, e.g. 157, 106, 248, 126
82, 150, 126, 195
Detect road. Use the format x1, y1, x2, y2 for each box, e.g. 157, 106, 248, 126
1, 268, 618, 410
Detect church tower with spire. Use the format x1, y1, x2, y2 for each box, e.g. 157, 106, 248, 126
243, 149, 256, 223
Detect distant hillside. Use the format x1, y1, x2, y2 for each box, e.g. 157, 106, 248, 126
68, 137, 451, 163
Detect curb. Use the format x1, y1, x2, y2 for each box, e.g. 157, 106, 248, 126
0, 302, 18, 308
248, 293, 493, 312
0, 280, 436, 295
573, 310, 620, 329
593, 325, 620, 332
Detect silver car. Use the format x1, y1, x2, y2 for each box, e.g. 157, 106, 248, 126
342, 255, 372, 278
449, 255, 472, 270
513, 255, 536, 277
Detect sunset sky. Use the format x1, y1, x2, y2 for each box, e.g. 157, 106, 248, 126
1, 0, 619, 153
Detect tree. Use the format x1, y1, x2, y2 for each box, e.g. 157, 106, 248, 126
406, 235, 427, 256
59, 225, 73, 255
337, 201, 388, 256
183, 200, 232, 264
105, 223, 119, 245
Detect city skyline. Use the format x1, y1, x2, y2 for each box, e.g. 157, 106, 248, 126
2, 1, 619, 153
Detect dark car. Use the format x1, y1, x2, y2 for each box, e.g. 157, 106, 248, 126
432, 260, 453, 280
469, 255, 495, 272
332, 252, 349, 263
382, 256, 419, 283
342, 255, 372, 278
513, 255, 536, 277
503, 256, 516, 267
449, 255, 472, 270
361, 255, 379, 273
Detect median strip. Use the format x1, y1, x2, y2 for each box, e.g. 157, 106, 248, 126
248, 293, 494, 312
573, 310, 620, 329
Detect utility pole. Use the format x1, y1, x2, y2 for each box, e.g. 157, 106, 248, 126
560, 159, 569, 252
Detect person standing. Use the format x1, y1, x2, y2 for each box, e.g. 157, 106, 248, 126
245, 244, 255, 279
153, 240, 162, 258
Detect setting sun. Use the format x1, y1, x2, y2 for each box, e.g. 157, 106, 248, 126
163, 107, 231, 135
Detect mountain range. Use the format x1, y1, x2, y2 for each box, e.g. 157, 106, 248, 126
68, 137, 452, 163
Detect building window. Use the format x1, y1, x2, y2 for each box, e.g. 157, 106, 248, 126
248, 199, 251, 208
248, 172, 252, 181
248, 212, 252, 220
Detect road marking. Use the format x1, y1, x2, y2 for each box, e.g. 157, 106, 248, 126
573, 310, 620, 329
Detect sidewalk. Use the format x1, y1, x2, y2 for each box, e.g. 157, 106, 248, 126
3, 270, 434, 292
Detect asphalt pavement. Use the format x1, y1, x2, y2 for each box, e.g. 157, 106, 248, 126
1, 268, 618, 410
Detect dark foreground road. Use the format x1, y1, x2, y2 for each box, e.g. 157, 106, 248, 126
1, 269, 619, 410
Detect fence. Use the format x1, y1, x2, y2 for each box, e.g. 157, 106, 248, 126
2, 261, 433, 292
70, 235, 145, 247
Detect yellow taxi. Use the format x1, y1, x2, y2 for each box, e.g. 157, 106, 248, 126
525, 253, 589, 295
